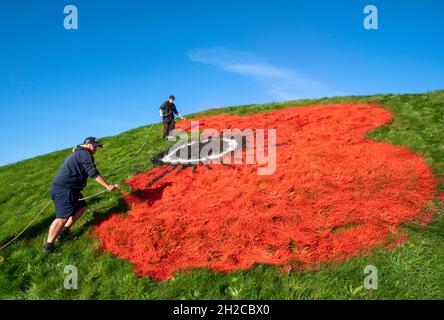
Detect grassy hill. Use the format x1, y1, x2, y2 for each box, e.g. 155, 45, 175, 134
0, 90, 443, 299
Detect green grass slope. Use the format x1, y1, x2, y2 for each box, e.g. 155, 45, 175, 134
0, 90, 443, 299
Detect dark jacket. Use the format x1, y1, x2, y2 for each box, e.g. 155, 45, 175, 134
52, 146, 100, 190
159, 101, 179, 118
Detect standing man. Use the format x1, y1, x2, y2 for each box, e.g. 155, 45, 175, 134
43, 137, 119, 254
159, 95, 185, 140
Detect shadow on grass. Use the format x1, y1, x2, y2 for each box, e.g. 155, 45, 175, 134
129, 182, 172, 206
0, 213, 55, 248
0, 195, 127, 248
73, 182, 172, 239
74, 196, 130, 238
0, 182, 173, 250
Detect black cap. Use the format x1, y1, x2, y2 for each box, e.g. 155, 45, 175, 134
169, 95, 175, 100
83, 137, 102, 148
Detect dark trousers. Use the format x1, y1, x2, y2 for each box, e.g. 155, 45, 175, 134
163, 116, 175, 138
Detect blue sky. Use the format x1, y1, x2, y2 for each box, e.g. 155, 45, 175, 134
1, 0, 443, 166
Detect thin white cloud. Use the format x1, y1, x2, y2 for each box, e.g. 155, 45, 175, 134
224, 64, 292, 78
187, 47, 343, 100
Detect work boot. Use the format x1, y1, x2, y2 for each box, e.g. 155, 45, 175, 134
57, 227, 71, 242
43, 242, 55, 255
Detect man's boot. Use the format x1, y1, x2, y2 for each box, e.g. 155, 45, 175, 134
43, 242, 55, 255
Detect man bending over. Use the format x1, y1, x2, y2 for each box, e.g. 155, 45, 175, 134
43, 137, 119, 254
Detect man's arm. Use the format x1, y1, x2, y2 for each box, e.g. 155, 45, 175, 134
159, 102, 170, 118
172, 104, 185, 120
159, 102, 166, 118
95, 175, 119, 191
79, 152, 119, 191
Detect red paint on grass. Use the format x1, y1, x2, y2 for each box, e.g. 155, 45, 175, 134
94, 104, 436, 280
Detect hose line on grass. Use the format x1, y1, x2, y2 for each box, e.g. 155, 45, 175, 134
134, 124, 155, 156
0, 189, 110, 250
